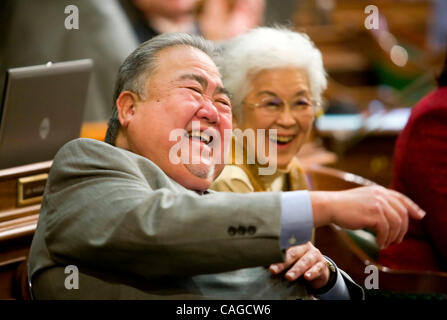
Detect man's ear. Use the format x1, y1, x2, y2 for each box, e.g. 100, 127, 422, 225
116, 91, 138, 128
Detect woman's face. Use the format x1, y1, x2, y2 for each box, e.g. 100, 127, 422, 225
237, 68, 315, 169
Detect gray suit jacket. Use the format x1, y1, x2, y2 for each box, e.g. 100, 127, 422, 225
29, 138, 362, 299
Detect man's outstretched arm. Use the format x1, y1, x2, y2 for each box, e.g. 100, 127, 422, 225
309, 187, 425, 249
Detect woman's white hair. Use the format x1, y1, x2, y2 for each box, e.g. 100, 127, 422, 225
218, 27, 327, 120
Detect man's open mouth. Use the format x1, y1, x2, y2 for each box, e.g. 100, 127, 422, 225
185, 130, 214, 145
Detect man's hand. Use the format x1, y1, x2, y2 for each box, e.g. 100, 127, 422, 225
269, 242, 330, 290
310, 186, 426, 249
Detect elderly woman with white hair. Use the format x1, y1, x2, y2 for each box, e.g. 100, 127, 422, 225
212, 27, 326, 194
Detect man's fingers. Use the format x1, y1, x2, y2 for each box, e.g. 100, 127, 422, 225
269, 263, 285, 274
374, 210, 389, 249
270, 242, 330, 289
389, 189, 425, 220
285, 248, 320, 281
377, 196, 402, 247
303, 261, 328, 281
385, 193, 409, 243
269, 244, 309, 274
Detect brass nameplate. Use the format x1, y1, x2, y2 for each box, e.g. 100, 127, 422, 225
17, 173, 48, 207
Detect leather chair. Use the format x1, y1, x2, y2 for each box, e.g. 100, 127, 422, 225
13, 259, 32, 300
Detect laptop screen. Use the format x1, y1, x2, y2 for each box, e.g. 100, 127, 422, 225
0, 59, 93, 169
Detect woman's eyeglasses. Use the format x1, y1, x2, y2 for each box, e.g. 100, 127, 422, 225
243, 96, 318, 115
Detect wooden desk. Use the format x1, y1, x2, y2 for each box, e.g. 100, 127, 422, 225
0, 161, 52, 299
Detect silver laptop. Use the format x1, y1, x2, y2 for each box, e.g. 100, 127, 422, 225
0, 59, 93, 169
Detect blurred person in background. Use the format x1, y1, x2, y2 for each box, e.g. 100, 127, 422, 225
120, 0, 265, 42
379, 50, 447, 272
119, 0, 201, 41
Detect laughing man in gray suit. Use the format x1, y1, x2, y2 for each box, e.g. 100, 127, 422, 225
28, 33, 425, 300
